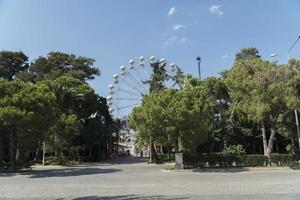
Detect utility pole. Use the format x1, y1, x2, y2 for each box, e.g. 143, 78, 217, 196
196, 57, 201, 80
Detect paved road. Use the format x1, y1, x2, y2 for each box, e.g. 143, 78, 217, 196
1, 157, 300, 200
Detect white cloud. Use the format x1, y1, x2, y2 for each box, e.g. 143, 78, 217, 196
221, 54, 230, 59
210, 5, 223, 16
173, 24, 186, 31
162, 36, 188, 49
180, 37, 188, 43
169, 36, 176, 42
168, 7, 176, 16
162, 36, 177, 48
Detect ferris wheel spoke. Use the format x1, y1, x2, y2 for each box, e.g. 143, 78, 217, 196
120, 78, 146, 95
126, 70, 148, 93
133, 68, 150, 92
117, 88, 142, 97
117, 103, 140, 110
115, 97, 141, 101
133, 68, 144, 83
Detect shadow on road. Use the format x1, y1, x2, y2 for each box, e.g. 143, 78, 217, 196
25, 167, 121, 178
69, 194, 189, 200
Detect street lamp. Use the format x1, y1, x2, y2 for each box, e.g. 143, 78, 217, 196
271, 34, 300, 61
271, 34, 300, 150
196, 56, 201, 80
287, 34, 300, 54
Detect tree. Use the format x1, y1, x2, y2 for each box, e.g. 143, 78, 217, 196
0, 51, 28, 80
19, 52, 100, 82
201, 77, 230, 151
0, 80, 56, 171
46, 76, 99, 157
130, 86, 213, 154
235, 47, 261, 62
0, 50, 110, 168
225, 55, 294, 161
146, 60, 170, 93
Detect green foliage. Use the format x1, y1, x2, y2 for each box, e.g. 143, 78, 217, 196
19, 52, 100, 82
0, 51, 110, 170
0, 51, 28, 80
154, 153, 175, 164
234, 47, 261, 62
0, 79, 56, 130
222, 145, 246, 155
184, 153, 259, 168
44, 156, 89, 165
130, 86, 213, 153
184, 153, 300, 168
146, 60, 170, 93
269, 154, 296, 166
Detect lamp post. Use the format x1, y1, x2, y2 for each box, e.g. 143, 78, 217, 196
196, 56, 201, 80
271, 34, 300, 150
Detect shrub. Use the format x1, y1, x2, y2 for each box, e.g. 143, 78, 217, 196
154, 153, 175, 164
239, 155, 268, 167
223, 145, 246, 155
270, 154, 293, 166
183, 153, 298, 168
44, 156, 85, 165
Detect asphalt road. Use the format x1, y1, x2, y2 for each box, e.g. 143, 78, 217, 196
1, 157, 300, 200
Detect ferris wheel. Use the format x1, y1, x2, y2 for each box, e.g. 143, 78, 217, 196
107, 56, 180, 118
107, 56, 181, 154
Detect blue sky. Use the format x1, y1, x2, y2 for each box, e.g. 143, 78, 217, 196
0, 0, 300, 99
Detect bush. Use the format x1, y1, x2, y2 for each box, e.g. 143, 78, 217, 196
44, 156, 87, 165
239, 155, 268, 167
223, 145, 246, 155
183, 153, 300, 168
270, 154, 293, 166
154, 153, 175, 164
0, 160, 8, 171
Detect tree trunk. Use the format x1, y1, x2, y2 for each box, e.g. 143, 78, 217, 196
89, 148, 92, 157
34, 140, 40, 161
174, 136, 179, 153
266, 125, 276, 164
54, 133, 58, 157
9, 127, 16, 172
0, 132, 4, 162
42, 141, 46, 166
150, 142, 156, 162
15, 148, 20, 161
251, 123, 256, 154
178, 135, 183, 152
291, 135, 295, 155
261, 122, 268, 156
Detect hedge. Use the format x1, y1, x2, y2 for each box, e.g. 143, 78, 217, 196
154, 153, 175, 163
183, 153, 300, 168
44, 156, 93, 165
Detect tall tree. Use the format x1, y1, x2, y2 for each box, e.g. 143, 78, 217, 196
19, 52, 100, 82
225, 56, 294, 161
130, 86, 213, 154
0, 80, 56, 171
235, 47, 261, 62
146, 60, 170, 93
0, 51, 28, 80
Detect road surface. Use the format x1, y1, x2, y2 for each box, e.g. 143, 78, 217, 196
1, 157, 300, 199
